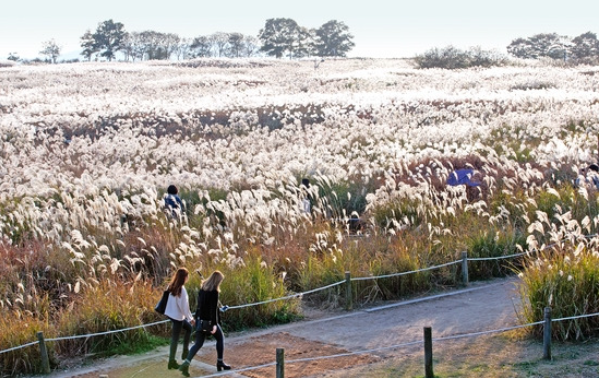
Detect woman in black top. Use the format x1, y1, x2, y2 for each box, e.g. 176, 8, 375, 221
179, 270, 231, 377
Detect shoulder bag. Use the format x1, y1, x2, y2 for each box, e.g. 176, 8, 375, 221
154, 290, 169, 315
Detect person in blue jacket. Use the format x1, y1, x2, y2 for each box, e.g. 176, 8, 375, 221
164, 185, 184, 220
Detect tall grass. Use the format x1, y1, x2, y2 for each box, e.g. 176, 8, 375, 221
0, 314, 55, 377
518, 244, 599, 341
3, 60, 599, 375
54, 278, 157, 356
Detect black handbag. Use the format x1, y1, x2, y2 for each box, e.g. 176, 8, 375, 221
154, 290, 169, 315
197, 319, 213, 333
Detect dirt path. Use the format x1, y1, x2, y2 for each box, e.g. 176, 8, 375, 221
40, 277, 521, 378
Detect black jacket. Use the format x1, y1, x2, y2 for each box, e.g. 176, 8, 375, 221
195, 289, 219, 325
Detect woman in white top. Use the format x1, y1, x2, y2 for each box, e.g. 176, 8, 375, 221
164, 268, 195, 370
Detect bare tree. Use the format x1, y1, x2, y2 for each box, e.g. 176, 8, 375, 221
243, 35, 261, 57
162, 33, 181, 60
175, 37, 193, 60
210, 32, 229, 57
40, 39, 61, 64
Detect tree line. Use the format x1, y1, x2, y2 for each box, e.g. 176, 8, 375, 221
22, 18, 354, 63
414, 31, 599, 69
507, 32, 599, 64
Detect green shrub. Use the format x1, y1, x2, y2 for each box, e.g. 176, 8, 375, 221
414, 45, 506, 69
466, 228, 526, 279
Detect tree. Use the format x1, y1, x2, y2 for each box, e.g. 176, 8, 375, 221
242, 35, 261, 57
190, 35, 212, 57
162, 33, 181, 60
91, 19, 127, 61
40, 39, 61, 64
291, 26, 314, 58
80, 30, 97, 61
258, 18, 300, 58
507, 33, 568, 60
210, 32, 229, 57
314, 20, 355, 57
228, 33, 244, 58
174, 37, 193, 60
7, 52, 20, 61
571, 32, 599, 64
140, 30, 162, 60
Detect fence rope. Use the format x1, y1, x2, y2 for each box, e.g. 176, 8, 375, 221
467, 252, 526, 261
226, 280, 345, 310
45, 319, 169, 343
0, 341, 39, 355
350, 260, 461, 282
552, 311, 599, 323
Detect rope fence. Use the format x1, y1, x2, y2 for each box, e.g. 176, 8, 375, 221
226, 280, 346, 310
2, 240, 598, 376
0, 246, 564, 356
45, 319, 170, 343
0, 341, 39, 355
350, 260, 461, 282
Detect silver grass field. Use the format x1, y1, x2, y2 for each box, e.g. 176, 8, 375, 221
1, 58, 599, 376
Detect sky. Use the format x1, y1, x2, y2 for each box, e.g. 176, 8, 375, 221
2, 0, 599, 60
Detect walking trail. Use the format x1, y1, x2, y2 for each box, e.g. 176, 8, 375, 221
39, 277, 521, 378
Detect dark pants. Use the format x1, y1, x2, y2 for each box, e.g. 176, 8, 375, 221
169, 318, 192, 362
187, 323, 225, 361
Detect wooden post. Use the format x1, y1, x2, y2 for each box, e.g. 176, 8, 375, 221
276, 348, 285, 378
345, 271, 352, 311
424, 327, 434, 378
543, 307, 552, 360
36, 331, 50, 374
461, 251, 469, 286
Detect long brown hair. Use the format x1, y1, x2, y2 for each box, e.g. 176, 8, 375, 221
167, 268, 189, 297
201, 270, 224, 292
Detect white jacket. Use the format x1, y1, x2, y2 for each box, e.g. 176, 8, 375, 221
164, 286, 194, 322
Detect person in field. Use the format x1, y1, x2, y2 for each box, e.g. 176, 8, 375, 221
179, 270, 231, 376
165, 268, 195, 370
447, 168, 483, 201
301, 178, 313, 214
164, 184, 184, 220
575, 163, 599, 189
